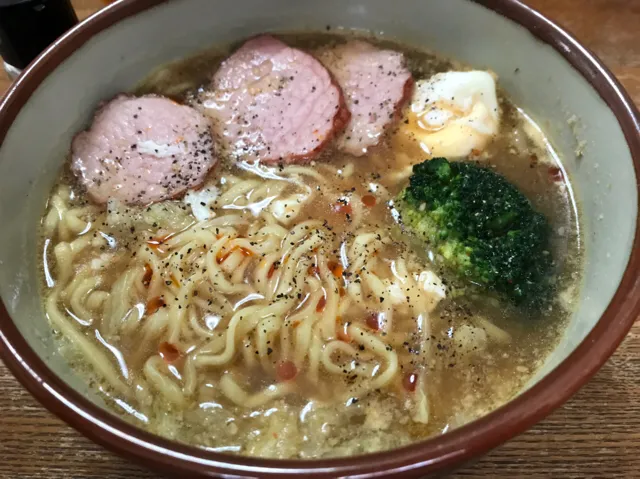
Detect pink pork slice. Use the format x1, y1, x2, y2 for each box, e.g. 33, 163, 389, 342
71, 95, 216, 205
319, 40, 414, 156
195, 35, 350, 164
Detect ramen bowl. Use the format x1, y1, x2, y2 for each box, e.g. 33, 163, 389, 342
0, 0, 639, 477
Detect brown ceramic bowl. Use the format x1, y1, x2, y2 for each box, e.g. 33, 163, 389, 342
0, 0, 639, 477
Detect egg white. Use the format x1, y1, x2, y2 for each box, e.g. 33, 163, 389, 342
184, 186, 219, 221
396, 71, 500, 159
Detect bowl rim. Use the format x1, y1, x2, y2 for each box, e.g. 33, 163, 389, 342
0, 0, 639, 477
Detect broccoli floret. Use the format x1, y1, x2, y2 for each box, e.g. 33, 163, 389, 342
395, 157, 553, 308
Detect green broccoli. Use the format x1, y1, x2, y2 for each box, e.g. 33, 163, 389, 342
395, 157, 553, 308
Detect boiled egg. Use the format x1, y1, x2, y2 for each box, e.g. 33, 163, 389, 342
396, 71, 500, 159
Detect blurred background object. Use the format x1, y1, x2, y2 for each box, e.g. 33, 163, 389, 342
0, 0, 78, 78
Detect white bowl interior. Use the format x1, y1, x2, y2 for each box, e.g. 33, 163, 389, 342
0, 0, 635, 412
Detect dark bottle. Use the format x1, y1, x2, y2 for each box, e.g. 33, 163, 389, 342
0, 0, 78, 78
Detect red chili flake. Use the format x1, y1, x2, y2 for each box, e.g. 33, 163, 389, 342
147, 240, 162, 250
216, 246, 251, 264
216, 245, 241, 264
337, 319, 350, 342
331, 200, 353, 215
308, 265, 320, 276
403, 372, 418, 392
159, 342, 180, 363
146, 296, 166, 315
361, 195, 376, 207
316, 295, 327, 313
267, 262, 277, 279
365, 312, 381, 330
276, 360, 297, 381
142, 264, 152, 287
339, 287, 346, 297
328, 261, 344, 278
216, 249, 230, 264
147, 234, 169, 250
548, 166, 564, 182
